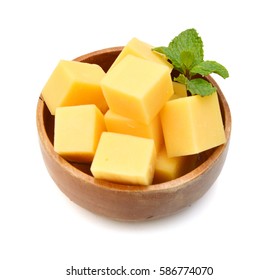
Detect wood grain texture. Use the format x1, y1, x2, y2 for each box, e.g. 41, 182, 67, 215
36, 47, 231, 221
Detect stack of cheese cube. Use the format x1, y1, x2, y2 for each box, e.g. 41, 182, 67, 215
42, 38, 226, 186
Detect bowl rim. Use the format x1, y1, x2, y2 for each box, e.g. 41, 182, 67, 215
37, 47, 231, 193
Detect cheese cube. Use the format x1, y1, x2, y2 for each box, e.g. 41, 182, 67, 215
101, 55, 174, 124
54, 104, 106, 163
109, 37, 173, 71
153, 147, 198, 183
104, 110, 164, 151
42, 60, 107, 115
170, 81, 187, 100
160, 92, 226, 157
91, 132, 156, 186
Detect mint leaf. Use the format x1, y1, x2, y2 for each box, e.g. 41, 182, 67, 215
152, 46, 170, 58
190, 60, 229, 78
180, 51, 195, 70
153, 46, 185, 73
174, 74, 216, 96
169, 29, 203, 68
174, 73, 188, 85
187, 78, 216, 96
153, 28, 204, 73
153, 28, 229, 97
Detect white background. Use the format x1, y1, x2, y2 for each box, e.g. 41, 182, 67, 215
1, 0, 277, 279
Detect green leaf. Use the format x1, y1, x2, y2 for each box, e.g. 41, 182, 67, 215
152, 28, 229, 97
174, 75, 216, 96
153, 46, 184, 73
180, 51, 195, 70
153, 28, 204, 73
152, 46, 168, 56
174, 73, 189, 85
187, 78, 216, 96
169, 29, 204, 67
190, 60, 229, 78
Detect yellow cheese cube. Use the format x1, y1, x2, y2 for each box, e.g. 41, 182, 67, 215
54, 104, 106, 163
104, 110, 164, 151
101, 55, 174, 124
170, 81, 187, 100
153, 146, 198, 184
109, 37, 173, 71
91, 132, 156, 186
160, 92, 226, 157
42, 60, 107, 115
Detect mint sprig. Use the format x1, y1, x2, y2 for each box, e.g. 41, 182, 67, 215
153, 28, 229, 97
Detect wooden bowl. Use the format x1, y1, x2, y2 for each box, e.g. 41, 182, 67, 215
36, 47, 231, 221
